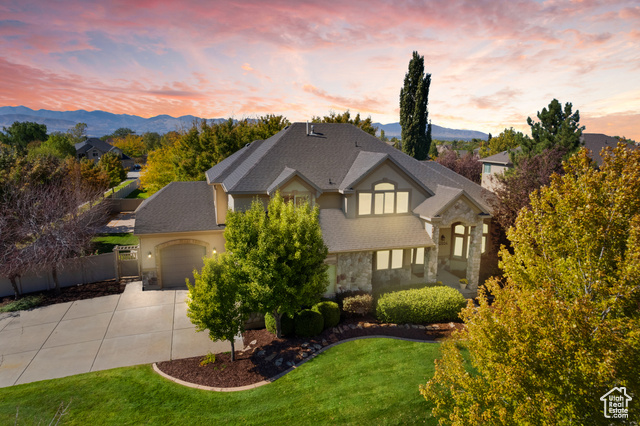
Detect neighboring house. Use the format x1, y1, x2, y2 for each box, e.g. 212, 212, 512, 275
480, 133, 625, 192
481, 150, 513, 192
134, 123, 495, 296
75, 137, 135, 170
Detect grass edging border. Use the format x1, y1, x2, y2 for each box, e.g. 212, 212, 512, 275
152, 335, 438, 392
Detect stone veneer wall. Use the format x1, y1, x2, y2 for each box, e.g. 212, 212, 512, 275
372, 267, 412, 290
426, 198, 485, 289
336, 251, 373, 292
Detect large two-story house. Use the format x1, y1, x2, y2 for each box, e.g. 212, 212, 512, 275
134, 123, 494, 296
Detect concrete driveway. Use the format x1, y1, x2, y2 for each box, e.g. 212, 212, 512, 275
0, 282, 241, 388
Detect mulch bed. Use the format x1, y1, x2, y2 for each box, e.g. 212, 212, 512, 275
0, 278, 129, 310
157, 316, 464, 389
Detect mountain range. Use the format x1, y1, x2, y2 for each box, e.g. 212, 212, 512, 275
0, 106, 488, 141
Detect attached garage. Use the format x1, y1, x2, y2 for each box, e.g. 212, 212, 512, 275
160, 243, 206, 288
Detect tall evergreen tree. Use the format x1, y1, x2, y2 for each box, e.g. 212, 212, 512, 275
400, 51, 431, 160
517, 98, 584, 162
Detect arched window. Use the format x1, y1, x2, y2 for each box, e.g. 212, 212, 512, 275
358, 181, 409, 216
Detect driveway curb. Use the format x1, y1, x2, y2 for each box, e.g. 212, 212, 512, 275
152, 335, 437, 392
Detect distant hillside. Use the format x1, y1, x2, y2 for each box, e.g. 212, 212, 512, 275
0, 106, 488, 141
0, 106, 225, 136
373, 122, 488, 142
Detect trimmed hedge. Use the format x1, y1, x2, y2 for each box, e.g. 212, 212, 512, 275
312, 301, 340, 329
342, 294, 374, 316
265, 312, 295, 336
376, 286, 467, 324
294, 309, 324, 337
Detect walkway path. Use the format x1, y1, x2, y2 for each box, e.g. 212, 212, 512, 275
0, 282, 240, 388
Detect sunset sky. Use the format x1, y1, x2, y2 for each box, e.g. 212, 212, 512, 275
1, 0, 638, 139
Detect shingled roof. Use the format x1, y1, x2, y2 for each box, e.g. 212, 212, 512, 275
134, 181, 222, 235
319, 209, 434, 253
206, 122, 493, 212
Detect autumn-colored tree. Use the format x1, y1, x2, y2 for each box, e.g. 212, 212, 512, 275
435, 150, 482, 184
111, 134, 146, 159
478, 128, 529, 158
139, 145, 178, 194
421, 145, 640, 425
312, 110, 377, 136
186, 253, 249, 361
141, 117, 289, 194
489, 147, 566, 232
0, 156, 108, 297
225, 193, 328, 337
98, 152, 126, 187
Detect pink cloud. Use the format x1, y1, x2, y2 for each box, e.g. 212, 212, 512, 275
583, 112, 640, 141
470, 88, 523, 110
302, 84, 387, 114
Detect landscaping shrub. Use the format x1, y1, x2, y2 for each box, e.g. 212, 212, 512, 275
0, 295, 44, 313
265, 312, 295, 337
312, 301, 340, 329
334, 289, 367, 310
376, 286, 466, 324
342, 294, 374, 316
294, 309, 324, 337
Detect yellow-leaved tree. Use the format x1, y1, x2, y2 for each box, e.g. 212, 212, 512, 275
421, 144, 640, 425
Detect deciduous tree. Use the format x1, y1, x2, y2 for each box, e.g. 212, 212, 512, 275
98, 152, 126, 187
421, 144, 640, 425
478, 128, 529, 158
312, 110, 376, 136
67, 122, 88, 145
30, 133, 76, 159
225, 193, 328, 337
112, 134, 146, 159
0, 121, 48, 153
435, 150, 482, 184
400, 51, 431, 160
186, 253, 249, 361
489, 147, 566, 232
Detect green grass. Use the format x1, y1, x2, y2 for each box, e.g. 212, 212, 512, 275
111, 179, 135, 192
0, 339, 440, 425
91, 233, 139, 254
125, 188, 150, 199
0, 295, 44, 312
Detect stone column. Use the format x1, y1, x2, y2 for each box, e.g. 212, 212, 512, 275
466, 224, 483, 289
424, 222, 439, 283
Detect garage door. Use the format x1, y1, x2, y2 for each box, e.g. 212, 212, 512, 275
160, 244, 206, 288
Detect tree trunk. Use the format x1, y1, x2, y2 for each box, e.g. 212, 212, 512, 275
9, 275, 20, 300
274, 311, 283, 338
230, 338, 235, 362
52, 265, 61, 295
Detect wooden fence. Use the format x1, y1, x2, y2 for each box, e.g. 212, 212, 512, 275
0, 253, 118, 298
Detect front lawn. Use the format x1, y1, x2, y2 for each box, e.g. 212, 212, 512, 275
0, 339, 440, 425
91, 233, 139, 254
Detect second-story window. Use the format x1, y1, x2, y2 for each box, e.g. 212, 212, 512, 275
358, 181, 409, 216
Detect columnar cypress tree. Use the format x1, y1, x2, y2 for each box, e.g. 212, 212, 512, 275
400, 51, 432, 160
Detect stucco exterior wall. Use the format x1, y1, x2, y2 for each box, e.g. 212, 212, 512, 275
229, 194, 269, 211
482, 164, 510, 192
138, 231, 225, 287
352, 162, 428, 211
214, 184, 228, 225
316, 192, 341, 209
